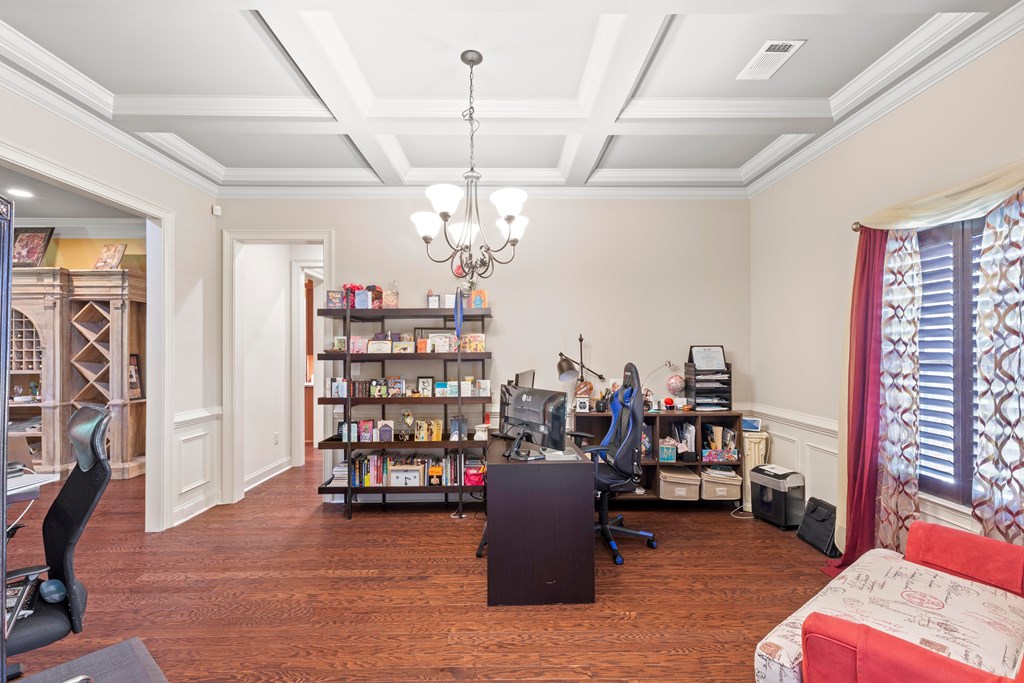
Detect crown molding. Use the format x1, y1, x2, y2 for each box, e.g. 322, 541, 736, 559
739, 134, 814, 182
15, 217, 147, 237
589, 168, 744, 185
0, 61, 218, 196
216, 185, 750, 200
403, 167, 566, 186
115, 95, 331, 118
749, 1, 1024, 198
829, 12, 983, 119
0, 20, 114, 117
369, 97, 585, 120
621, 98, 832, 120
222, 167, 381, 186
138, 132, 226, 182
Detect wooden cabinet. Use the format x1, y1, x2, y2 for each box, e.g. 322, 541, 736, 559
573, 410, 744, 503
316, 305, 492, 518
7, 268, 145, 478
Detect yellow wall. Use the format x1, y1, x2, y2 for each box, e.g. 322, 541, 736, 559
40, 237, 146, 272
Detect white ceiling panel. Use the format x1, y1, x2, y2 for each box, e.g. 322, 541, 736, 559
600, 135, 777, 169
398, 135, 563, 168
0, 8, 313, 97
637, 13, 932, 98
181, 133, 366, 169
333, 12, 598, 98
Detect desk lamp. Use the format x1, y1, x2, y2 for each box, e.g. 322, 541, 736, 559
557, 333, 605, 388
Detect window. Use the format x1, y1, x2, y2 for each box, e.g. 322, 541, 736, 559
916, 218, 983, 505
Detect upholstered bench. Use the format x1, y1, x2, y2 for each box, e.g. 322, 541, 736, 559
755, 521, 1024, 683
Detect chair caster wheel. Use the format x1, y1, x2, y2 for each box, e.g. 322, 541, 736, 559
647, 539, 658, 549
614, 554, 624, 565
475, 550, 483, 558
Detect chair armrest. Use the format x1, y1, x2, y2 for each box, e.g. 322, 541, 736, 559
905, 521, 1024, 596
581, 444, 613, 467
6, 565, 48, 583
802, 612, 1009, 683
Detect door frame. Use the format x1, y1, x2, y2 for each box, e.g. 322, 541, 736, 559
221, 230, 332, 504
290, 259, 323, 467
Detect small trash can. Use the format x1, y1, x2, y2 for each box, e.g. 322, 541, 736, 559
749, 464, 805, 529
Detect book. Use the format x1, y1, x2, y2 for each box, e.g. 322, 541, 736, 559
469, 290, 488, 308
326, 290, 345, 309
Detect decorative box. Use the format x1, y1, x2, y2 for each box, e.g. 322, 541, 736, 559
393, 341, 414, 354
702, 448, 740, 462
659, 445, 677, 463
354, 290, 372, 309
367, 340, 392, 353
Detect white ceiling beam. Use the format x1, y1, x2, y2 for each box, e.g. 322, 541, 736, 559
622, 98, 833, 120
611, 119, 833, 135
136, 133, 226, 182
588, 168, 744, 186
369, 98, 585, 121
222, 167, 381, 186
564, 13, 670, 186
829, 12, 984, 119
114, 95, 332, 118
404, 168, 565, 186
738, 134, 813, 182
0, 20, 114, 117
258, 8, 402, 185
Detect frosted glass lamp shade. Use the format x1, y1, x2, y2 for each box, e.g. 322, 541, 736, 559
489, 188, 528, 218
496, 216, 529, 243
447, 222, 480, 248
411, 212, 442, 240
425, 184, 464, 216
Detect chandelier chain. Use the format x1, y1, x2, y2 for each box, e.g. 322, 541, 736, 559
462, 64, 479, 171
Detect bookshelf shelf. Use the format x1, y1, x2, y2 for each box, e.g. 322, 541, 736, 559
317, 303, 492, 518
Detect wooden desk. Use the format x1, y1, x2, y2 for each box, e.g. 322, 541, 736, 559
6, 472, 59, 505
485, 439, 595, 606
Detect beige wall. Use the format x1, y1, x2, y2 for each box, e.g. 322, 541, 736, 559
750, 31, 1024, 527
217, 196, 752, 405
42, 237, 147, 271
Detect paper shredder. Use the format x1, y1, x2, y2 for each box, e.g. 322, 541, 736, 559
749, 464, 805, 529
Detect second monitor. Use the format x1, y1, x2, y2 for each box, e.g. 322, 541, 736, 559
500, 384, 567, 459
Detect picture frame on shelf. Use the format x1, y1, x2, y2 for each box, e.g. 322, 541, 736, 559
11, 227, 54, 267
325, 290, 345, 309
93, 243, 127, 270
127, 354, 144, 400
427, 294, 441, 309
417, 377, 433, 396
741, 417, 762, 432
688, 345, 727, 371
574, 397, 589, 413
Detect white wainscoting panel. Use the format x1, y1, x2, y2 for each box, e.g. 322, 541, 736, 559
172, 407, 223, 526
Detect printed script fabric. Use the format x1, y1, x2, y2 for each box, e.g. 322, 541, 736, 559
975, 187, 1024, 544
877, 229, 922, 553
831, 227, 888, 573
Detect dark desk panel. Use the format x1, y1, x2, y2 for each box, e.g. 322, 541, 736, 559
485, 440, 594, 606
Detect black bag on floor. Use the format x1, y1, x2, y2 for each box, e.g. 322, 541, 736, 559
797, 497, 842, 558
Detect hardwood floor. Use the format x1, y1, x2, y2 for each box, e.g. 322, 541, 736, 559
8, 452, 831, 681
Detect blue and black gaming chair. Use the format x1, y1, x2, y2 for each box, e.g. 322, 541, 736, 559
582, 362, 657, 565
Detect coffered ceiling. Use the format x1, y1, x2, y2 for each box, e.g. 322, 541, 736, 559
0, 0, 1019, 197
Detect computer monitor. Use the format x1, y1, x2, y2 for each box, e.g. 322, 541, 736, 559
499, 384, 567, 459
513, 369, 535, 388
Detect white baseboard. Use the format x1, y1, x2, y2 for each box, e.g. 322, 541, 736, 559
244, 457, 291, 492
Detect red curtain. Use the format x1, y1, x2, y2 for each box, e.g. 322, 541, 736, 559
826, 227, 887, 575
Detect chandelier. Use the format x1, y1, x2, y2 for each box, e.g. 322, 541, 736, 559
411, 50, 528, 294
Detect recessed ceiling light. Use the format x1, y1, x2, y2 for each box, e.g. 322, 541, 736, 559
7, 188, 33, 198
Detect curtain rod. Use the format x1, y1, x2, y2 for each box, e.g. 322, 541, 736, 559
851, 221, 862, 232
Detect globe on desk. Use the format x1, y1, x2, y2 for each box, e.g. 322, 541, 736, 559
666, 374, 685, 395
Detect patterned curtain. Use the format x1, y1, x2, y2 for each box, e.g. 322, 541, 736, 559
974, 188, 1024, 543
877, 230, 922, 552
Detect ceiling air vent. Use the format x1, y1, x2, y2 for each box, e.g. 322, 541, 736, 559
736, 40, 806, 80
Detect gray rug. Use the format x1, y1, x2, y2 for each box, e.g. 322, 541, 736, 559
22, 637, 167, 683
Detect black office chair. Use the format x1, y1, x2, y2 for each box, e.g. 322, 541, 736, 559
582, 363, 657, 565
6, 405, 112, 676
